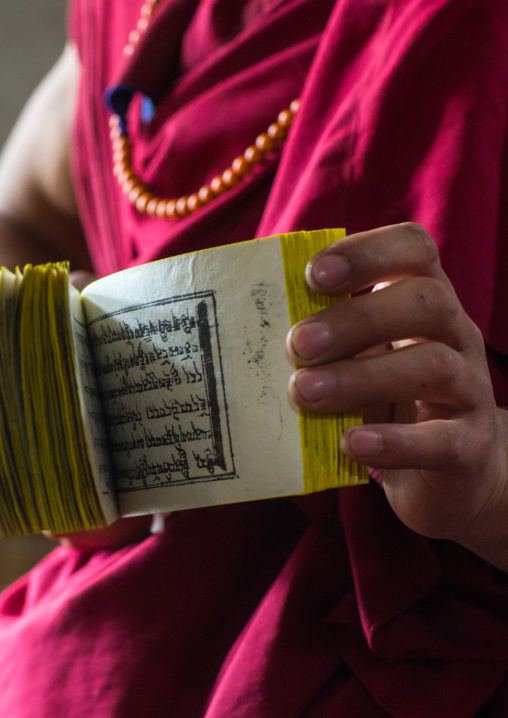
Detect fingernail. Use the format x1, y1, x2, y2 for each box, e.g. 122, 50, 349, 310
308, 254, 349, 288
341, 429, 382, 458
290, 321, 330, 359
293, 369, 335, 403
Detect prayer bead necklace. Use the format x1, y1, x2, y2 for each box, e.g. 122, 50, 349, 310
108, 0, 300, 220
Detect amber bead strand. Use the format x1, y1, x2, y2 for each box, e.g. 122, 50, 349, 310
123, 0, 163, 57
109, 0, 300, 220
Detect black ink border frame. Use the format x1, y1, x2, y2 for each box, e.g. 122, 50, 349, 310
86, 291, 236, 492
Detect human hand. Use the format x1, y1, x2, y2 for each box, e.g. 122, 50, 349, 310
287, 223, 508, 569
45, 515, 157, 550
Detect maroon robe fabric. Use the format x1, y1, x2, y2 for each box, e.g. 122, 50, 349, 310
1, 0, 508, 715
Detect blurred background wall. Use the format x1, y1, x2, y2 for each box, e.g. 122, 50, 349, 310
1, 0, 68, 145
0, 0, 68, 589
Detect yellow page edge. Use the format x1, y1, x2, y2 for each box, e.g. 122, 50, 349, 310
279, 229, 369, 492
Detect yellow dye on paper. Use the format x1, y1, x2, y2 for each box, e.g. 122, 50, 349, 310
0, 268, 33, 535
0, 262, 106, 537
48, 265, 107, 531
18, 263, 106, 534
279, 229, 368, 492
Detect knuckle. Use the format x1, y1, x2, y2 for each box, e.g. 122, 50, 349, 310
436, 418, 457, 449
444, 420, 491, 474
467, 320, 486, 353
441, 424, 465, 468
424, 342, 466, 394
416, 277, 460, 326
401, 222, 440, 268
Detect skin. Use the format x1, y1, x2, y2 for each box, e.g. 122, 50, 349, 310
2, 46, 508, 566
0, 45, 91, 271
287, 224, 508, 572
0, 45, 153, 548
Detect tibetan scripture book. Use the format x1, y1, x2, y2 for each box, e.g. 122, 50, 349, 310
0, 228, 367, 536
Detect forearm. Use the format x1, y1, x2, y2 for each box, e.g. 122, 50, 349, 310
0, 213, 89, 272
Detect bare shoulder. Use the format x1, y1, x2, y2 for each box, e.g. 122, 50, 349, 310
0, 44, 90, 268
0, 43, 80, 220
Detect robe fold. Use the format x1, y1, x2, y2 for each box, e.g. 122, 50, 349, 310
1, 1, 508, 715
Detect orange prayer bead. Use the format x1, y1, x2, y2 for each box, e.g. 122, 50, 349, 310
112, 136, 128, 152
118, 169, 134, 185
267, 123, 286, 141
128, 184, 144, 202
187, 194, 203, 213
244, 145, 262, 164
112, 4, 300, 220
120, 177, 135, 195
113, 162, 127, 177
231, 156, 249, 176
210, 176, 227, 194
135, 193, 153, 212
222, 169, 240, 188
141, 1, 155, 16
198, 186, 215, 204
155, 200, 168, 218
113, 148, 130, 164
164, 200, 178, 219
129, 30, 141, 45
255, 133, 274, 153
146, 197, 161, 216
277, 109, 293, 128
175, 196, 190, 217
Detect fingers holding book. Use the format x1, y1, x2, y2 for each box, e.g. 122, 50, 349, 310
287, 224, 508, 554
287, 222, 486, 418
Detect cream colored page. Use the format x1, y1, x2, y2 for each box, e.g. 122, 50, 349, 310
69, 286, 118, 523
81, 237, 303, 517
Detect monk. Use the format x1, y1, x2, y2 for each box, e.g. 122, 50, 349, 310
0, 1, 508, 715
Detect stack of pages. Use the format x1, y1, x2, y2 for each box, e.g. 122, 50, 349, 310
0, 228, 367, 536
